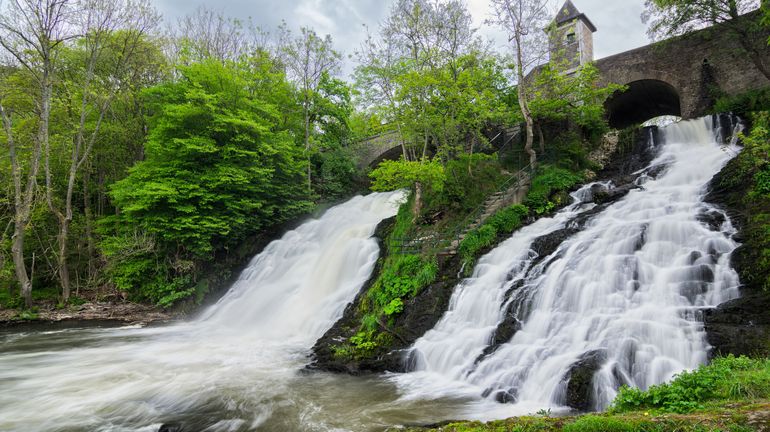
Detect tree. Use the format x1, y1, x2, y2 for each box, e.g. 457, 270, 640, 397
43, 0, 160, 302
529, 62, 625, 146
488, 0, 551, 169
105, 58, 311, 306
643, 0, 769, 79
355, 0, 495, 161
278, 25, 342, 192
170, 6, 270, 64
0, 0, 72, 308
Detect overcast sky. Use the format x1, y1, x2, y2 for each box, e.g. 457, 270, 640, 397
154, 0, 650, 76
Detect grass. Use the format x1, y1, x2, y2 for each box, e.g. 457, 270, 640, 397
611, 356, 770, 414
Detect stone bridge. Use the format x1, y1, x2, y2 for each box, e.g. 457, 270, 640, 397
598, 14, 770, 129
350, 130, 403, 170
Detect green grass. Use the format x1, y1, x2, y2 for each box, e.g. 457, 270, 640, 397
459, 204, 529, 274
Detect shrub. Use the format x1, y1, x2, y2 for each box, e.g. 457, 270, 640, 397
712, 86, 770, 119
524, 165, 584, 214
611, 355, 770, 414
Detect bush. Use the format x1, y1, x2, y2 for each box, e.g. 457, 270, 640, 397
524, 165, 584, 214
486, 204, 529, 233
712, 87, 770, 119
458, 204, 529, 274
439, 154, 507, 213
610, 355, 770, 414
367, 254, 438, 311
369, 158, 446, 193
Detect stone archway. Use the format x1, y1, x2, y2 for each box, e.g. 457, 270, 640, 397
605, 79, 682, 129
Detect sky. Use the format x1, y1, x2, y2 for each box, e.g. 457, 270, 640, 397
153, 0, 650, 76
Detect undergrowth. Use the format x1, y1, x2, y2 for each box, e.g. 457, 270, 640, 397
611, 355, 770, 414
712, 110, 770, 291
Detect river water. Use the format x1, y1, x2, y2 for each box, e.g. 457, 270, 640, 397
0, 117, 742, 431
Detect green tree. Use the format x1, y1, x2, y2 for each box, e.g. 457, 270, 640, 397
0, 0, 71, 308
278, 25, 342, 192
104, 57, 310, 306
529, 62, 625, 149
488, 0, 552, 169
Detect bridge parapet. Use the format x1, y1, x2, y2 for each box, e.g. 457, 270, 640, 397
595, 12, 770, 128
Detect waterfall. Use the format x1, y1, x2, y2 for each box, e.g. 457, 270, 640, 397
0, 191, 405, 432
396, 116, 741, 413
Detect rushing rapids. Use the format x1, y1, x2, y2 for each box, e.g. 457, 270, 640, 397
396, 116, 742, 414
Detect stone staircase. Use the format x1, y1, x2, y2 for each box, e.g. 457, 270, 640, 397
446, 170, 531, 254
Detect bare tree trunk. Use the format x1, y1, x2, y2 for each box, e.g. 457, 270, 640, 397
304, 92, 312, 193
412, 181, 423, 222
515, 31, 537, 169
11, 224, 32, 307
396, 122, 408, 161
517, 75, 536, 168
1, 102, 42, 308
83, 172, 95, 283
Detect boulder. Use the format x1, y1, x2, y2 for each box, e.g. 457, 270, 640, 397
564, 350, 607, 412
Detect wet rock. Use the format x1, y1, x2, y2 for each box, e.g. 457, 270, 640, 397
564, 350, 606, 412
704, 292, 770, 358
158, 424, 184, 432
591, 184, 639, 206
703, 141, 770, 357
697, 208, 726, 231
531, 227, 579, 262
494, 388, 518, 404
310, 215, 465, 373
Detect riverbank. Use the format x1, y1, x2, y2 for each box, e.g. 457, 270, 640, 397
0, 301, 176, 326
394, 402, 770, 432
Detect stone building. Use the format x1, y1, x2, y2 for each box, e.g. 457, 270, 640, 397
548, 0, 596, 73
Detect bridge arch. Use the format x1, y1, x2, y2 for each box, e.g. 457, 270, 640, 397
605, 79, 682, 129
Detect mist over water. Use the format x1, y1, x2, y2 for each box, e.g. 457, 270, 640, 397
0, 117, 745, 431
396, 116, 742, 414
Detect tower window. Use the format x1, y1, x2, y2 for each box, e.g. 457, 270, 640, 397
566, 32, 576, 43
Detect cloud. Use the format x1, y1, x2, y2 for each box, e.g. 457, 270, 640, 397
152, 0, 650, 75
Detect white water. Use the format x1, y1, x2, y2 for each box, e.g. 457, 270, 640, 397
0, 191, 407, 432
397, 117, 742, 414
0, 117, 746, 430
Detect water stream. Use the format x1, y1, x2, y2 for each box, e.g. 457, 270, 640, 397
0, 117, 744, 431
396, 116, 742, 413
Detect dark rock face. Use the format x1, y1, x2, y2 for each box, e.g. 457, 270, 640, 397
703, 143, 770, 358
564, 350, 607, 412
158, 424, 184, 432
705, 293, 770, 357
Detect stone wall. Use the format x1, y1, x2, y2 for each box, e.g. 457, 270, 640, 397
596, 12, 770, 125
350, 130, 401, 169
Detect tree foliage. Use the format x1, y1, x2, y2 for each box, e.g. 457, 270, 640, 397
104, 58, 311, 305
530, 62, 626, 134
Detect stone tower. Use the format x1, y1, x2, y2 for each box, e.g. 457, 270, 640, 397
548, 0, 597, 73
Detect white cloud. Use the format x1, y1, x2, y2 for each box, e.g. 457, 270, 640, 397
152, 0, 650, 74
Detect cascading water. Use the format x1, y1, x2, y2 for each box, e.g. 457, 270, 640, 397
0, 116, 747, 431
396, 116, 742, 415
0, 191, 405, 432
